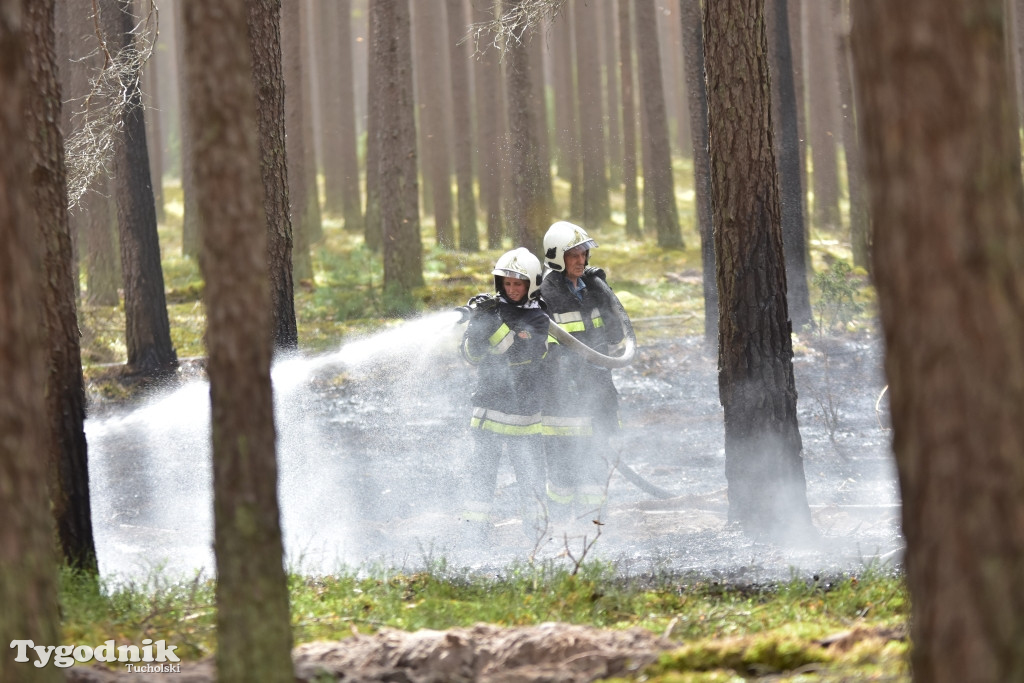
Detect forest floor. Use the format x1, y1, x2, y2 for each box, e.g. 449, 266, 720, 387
74, 324, 904, 682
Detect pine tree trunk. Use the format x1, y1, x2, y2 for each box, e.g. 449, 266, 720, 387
528, 29, 554, 219
56, 0, 121, 306
471, 0, 504, 248
299, 2, 323, 245
317, 0, 346, 217
173, 0, 200, 258
703, 0, 813, 541
601, 0, 622, 187
504, 9, 551, 256
446, 0, 479, 252
618, 0, 640, 239
336, 0, 364, 234
412, 1, 453, 248
832, 0, 869, 273
635, 0, 684, 248
81, 188, 121, 306
852, 1, 1024, 679
373, 0, 424, 303
104, 0, 178, 377
0, 3, 64, 679
804, 0, 841, 230
183, 2, 294, 680
574, 0, 609, 227
552, 10, 581, 218
142, 45, 164, 223
766, 0, 813, 328
363, 0, 382, 252
281, 0, 313, 280
248, 0, 298, 351
30, 0, 97, 573
679, 0, 717, 346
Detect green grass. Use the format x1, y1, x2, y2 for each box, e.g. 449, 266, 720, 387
59, 563, 909, 680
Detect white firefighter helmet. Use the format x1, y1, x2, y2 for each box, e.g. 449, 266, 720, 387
492, 247, 543, 300
542, 220, 598, 272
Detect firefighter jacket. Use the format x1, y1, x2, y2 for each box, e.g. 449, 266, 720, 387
461, 295, 551, 435
540, 270, 623, 437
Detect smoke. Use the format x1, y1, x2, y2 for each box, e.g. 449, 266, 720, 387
86, 320, 902, 584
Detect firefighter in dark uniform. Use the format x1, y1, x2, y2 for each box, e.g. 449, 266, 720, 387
459, 248, 550, 540
540, 221, 624, 522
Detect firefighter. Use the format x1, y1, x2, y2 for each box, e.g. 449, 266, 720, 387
459, 247, 550, 541
540, 221, 624, 523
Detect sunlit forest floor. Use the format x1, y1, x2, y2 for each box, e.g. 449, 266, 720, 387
79, 167, 876, 380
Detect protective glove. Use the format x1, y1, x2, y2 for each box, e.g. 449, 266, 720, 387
466, 293, 498, 312
584, 266, 607, 281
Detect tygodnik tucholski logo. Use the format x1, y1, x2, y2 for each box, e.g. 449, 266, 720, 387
10, 639, 181, 672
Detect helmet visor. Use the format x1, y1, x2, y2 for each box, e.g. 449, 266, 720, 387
567, 239, 597, 253
492, 268, 529, 280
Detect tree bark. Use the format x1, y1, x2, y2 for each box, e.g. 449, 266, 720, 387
446, 0, 479, 252
299, 1, 322, 245
601, 0, 622, 187
635, 0, 683, 248
173, 0, 200, 258
574, 0, 609, 227
336, 0, 364, 234
317, 0, 346, 217
679, 0, 717, 346
1011, 0, 1024, 133
412, 0, 453, 248
832, 0, 870, 273
526, 26, 552, 214
471, 0, 504, 248
551, 8, 581, 218
29, 0, 98, 573
183, 2, 294, 680
788, 0, 809, 241
766, 0, 813, 328
663, 1, 691, 159
0, 4, 63, 679
247, 0, 298, 351
142, 35, 164, 224
281, 0, 313, 280
504, 7, 551, 256
851, 1, 1024, 679
104, 0, 178, 377
804, 0, 841, 230
372, 0, 424, 305
618, 0, 640, 239
363, 0, 382, 251
703, 0, 813, 541
79, 186, 121, 306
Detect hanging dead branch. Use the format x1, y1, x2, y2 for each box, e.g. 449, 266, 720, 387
64, 0, 158, 211
465, 0, 567, 56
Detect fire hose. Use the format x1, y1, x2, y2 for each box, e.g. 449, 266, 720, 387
542, 275, 636, 369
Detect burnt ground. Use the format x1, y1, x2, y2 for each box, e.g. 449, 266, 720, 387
87, 315, 902, 586
77, 322, 902, 683
307, 326, 901, 583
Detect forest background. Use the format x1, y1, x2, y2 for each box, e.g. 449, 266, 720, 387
4, 0, 1024, 682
